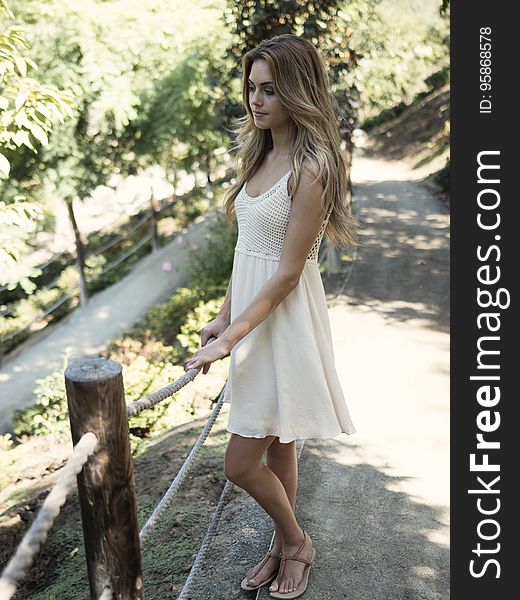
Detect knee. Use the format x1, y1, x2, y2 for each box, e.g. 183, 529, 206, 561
224, 458, 257, 485
267, 439, 296, 461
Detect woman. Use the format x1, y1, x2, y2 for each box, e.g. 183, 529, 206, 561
184, 34, 359, 598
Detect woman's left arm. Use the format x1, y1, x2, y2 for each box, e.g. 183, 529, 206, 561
184, 161, 327, 371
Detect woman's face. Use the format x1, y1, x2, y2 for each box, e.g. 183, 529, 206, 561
248, 59, 290, 130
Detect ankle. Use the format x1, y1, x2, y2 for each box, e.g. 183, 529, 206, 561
284, 526, 305, 548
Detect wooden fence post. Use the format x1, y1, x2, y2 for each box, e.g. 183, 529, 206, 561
150, 186, 159, 252
65, 197, 89, 307
65, 357, 144, 600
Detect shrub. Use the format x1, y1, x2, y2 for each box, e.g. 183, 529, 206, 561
187, 211, 236, 298
177, 298, 224, 354
12, 367, 70, 438
144, 287, 203, 346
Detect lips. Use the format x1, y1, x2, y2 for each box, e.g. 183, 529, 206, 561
253, 111, 267, 116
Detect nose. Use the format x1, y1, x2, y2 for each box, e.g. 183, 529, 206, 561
251, 89, 262, 108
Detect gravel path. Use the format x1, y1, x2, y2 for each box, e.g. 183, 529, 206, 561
184, 151, 450, 600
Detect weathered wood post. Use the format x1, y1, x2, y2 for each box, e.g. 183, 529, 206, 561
65, 357, 144, 600
65, 197, 89, 306
150, 186, 160, 252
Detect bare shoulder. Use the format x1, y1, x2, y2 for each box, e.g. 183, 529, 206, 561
289, 156, 323, 197
301, 156, 321, 182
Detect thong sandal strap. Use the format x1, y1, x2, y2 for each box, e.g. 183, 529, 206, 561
280, 555, 314, 566
275, 530, 313, 583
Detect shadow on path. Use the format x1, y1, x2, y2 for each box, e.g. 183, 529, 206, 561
186, 436, 448, 600
331, 177, 449, 334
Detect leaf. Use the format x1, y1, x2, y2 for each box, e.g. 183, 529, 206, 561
29, 123, 49, 146
14, 55, 27, 77
0, 152, 10, 177
13, 129, 34, 149
15, 92, 28, 112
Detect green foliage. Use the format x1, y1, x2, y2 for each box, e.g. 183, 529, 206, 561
355, 0, 450, 125
362, 66, 450, 132
0, 0, 73, 288
144, 287, 203, 347
11, 336, 181, 445
177, 298, 224, 354
187, 211, 236, 297
0, 199, 43, 285
12, 363, 70, 437
10, 210, 235, 443
0, 264, 78, 353
0, 0, 73, 179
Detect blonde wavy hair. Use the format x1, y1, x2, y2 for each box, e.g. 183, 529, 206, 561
223, 33, 362, 249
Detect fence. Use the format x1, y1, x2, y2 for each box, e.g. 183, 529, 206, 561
0, 335, 242, 600
0, 187, 188, 366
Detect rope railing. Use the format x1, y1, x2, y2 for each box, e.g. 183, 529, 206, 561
127, 365, 200, 418
86, 211, 152, 258
1, 289, 77, 343
96, 231, 153, 277
177, 478, 236, 600
139, 382, 226, 543
0, 432, 98, 600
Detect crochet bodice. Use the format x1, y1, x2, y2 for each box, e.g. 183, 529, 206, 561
234, 170, 332, 263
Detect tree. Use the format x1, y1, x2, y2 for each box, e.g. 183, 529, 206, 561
220, 0, 380, 140
0, 0, 72, 287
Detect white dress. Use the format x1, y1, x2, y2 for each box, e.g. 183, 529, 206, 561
223, 169, 356, 443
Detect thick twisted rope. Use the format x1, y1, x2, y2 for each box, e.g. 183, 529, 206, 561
0, 432, 98, 600
139, 383, 227, 543
177, 478, 235, 600
127, 367, 199, 417
127, 337, 218, 418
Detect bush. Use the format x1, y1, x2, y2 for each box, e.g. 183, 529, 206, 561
12, 337, 199, 448
177, 298, 224, 354
12, 367, 70, 438
187, 211, 236, 298
144, 287, 203, 346
10, 204, 236, 445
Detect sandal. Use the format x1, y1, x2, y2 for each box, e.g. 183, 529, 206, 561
240, 548, 283, 591
269, 530, 316, 599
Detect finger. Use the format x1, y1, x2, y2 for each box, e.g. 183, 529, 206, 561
201, 333, 208, 347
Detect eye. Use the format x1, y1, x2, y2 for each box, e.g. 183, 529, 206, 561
265, 89, 274, 95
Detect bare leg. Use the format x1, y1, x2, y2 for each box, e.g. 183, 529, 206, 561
224, 434, 313, 595
267, 440, 313, 594
243, 438, 299, 586
224, 433, 303, 544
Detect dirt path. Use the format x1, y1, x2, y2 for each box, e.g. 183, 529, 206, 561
0, 210, 222, 433
186, 150, 450, 600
